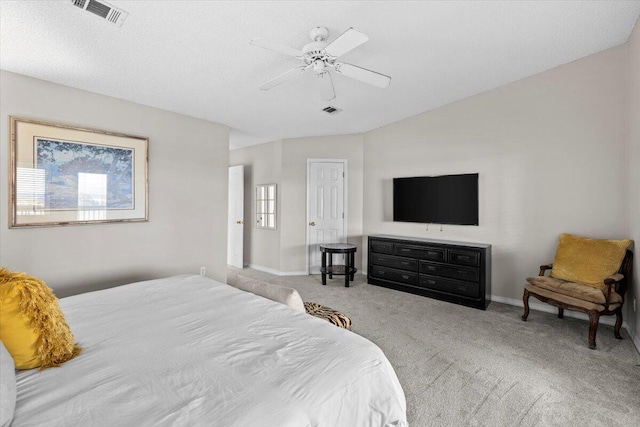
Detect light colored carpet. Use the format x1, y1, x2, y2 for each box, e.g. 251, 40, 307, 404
227, 267, 640, 427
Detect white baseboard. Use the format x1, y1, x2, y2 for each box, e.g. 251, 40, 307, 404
492, 294, 639, 353
279, 270, 309, 276
247, 264, 365, 277
630, 329, 640, 355
247, 264, 307, 277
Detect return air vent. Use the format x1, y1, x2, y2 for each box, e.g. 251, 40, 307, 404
71, 0, 129, 27
322, 106, 342, 115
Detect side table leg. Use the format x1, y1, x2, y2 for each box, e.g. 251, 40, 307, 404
344, 251, 350, 287
329, 253, 333, 279
350, 252, 355, 281
321, 249, 327, 285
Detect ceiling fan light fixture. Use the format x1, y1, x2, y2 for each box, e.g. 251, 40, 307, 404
312, 59, 325, 73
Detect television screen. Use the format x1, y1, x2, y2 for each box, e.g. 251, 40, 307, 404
393, 173, 478, 225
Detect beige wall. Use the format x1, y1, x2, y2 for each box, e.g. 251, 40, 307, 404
626, 17, 640, 343
280, 135, 364, 273
0, 71, 229, 297
230, 134, 364, 274
363, 46, 628, 305
230, 140, 282, 271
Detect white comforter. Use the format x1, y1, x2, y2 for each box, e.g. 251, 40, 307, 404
14, 275, 407, 427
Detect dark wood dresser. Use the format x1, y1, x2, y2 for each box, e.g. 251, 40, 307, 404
367, 235, 492, 309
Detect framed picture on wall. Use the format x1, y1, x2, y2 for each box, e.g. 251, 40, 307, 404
9, 116, 149, 227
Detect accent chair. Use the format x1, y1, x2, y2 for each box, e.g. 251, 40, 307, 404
521, 234, 633, 349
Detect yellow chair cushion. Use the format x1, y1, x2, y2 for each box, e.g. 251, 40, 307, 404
550, 234, 631, 288
0, 269, 81, 370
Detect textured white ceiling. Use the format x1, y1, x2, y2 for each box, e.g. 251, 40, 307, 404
1, 1, 639, 149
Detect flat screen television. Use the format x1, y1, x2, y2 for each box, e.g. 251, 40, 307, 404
393, 173, 478, 225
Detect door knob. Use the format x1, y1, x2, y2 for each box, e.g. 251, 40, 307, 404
309, 221, 316, 226
236, 220, 243, 224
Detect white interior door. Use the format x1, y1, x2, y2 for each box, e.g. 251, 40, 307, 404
307, 161, 346, 274
227, 165, 244, 268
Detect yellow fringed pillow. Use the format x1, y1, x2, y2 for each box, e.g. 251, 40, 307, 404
550, 234, 632, 289
0, 268, 81, 370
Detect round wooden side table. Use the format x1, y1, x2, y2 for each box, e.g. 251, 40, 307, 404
320, 243, 357, 287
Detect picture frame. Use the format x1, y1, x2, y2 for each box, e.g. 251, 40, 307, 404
9, 116, 148, 227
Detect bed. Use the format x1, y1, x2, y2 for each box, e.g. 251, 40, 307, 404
11, 274, 407, 426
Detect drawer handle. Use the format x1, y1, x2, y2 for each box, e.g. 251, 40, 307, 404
401, 261, 410, 266
457, 285, 467, 291
427, 251, 439, 255
427, 280, 436, 285
457, 255, 470, 260
400, 248, 410, 252
378, 258, 386, 262
401, 275, 409, 280
427, 266, 436, 270
379, 271, 386, 275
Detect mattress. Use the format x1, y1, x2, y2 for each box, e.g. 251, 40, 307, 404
13, 275, 407, 426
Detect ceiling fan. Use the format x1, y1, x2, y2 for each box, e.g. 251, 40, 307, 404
250, 27, 391, 101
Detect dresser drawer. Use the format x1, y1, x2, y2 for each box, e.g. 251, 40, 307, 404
449, 249, 480, 267
371, 253, 418, 272
419, 261, 480, 283
370, 266, 419, 286
370, 240, 394, 255
419, 275, 480, 298
394, 244, 445, 262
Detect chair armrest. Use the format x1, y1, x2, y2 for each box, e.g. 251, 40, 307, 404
603, 274, 624, 303
604, 273, 624, 285
538, 263, 553, 276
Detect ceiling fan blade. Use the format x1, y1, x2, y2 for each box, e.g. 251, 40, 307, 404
259, 66, 307, 91
317, 71, 335, 101
250, 38, 303, 57
334, 62, 391, 88
324, 28, 369, 58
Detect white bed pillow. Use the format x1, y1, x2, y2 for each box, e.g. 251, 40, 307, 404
232, 275, 306, 313
0, 341, 16, 427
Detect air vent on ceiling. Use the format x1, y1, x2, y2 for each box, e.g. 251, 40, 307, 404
71, 0, 129, 27
322, 106, 342, 115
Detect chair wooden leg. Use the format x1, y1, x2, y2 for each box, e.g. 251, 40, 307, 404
588, 310, 600, 349
521, 288, 530, 321
558, 308, 564, 319
614, 308, 623, 340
